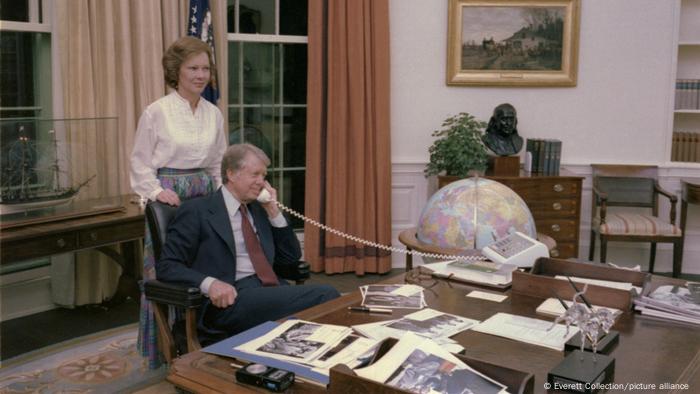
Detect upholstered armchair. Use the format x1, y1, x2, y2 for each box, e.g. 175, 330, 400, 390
588, 165, 683, 277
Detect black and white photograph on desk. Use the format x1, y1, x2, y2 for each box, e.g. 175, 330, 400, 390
385, 349, 504, 394
360, 284, 426, 309
257, 322, 324, 359
385, 309, 479, 339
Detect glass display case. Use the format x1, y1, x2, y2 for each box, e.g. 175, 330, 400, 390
0, 117, 123, 227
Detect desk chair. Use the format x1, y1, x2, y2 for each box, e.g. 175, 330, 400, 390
588, 164, 683, 277
143, 201, 310, 363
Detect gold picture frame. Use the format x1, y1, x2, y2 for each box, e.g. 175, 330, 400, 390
447, 0, 580, 86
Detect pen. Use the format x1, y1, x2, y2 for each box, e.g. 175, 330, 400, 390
550, 289, 569, 311
566, 276, 593, 309
348, 306, 393, 314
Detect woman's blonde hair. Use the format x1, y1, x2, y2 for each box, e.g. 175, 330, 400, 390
162, 36, 217, 90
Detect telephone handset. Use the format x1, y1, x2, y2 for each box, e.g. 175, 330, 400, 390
257, 188, 272, 204
254, 188, 483, 262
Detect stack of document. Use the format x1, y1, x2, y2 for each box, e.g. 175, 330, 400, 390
423, 259, 518, 286
352, 308, 479, 353
472, 312, 579, 351
634, 284, 700, 325
554, 275, 642, 294
360, 284, 426, 309
354, 332, 510, 394
234, 320, 381, 377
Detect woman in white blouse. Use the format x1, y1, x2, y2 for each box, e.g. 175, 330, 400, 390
130, 36, 226, 369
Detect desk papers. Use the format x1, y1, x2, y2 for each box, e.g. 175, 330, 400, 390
536, 298, 622, 320
634, 284, 700, 325
467, 290, 509, 303
424, 260, 517, 286
555, 275, 641, 293
355, 332, 509, 394
353, 308, 478, 340
202, 321, 330, 385
360, 284, 426, 309
472, 312, 579, 351
234, 320, 378, 369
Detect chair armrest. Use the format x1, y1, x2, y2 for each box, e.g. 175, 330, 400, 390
144, 280, 203, 308
654, 182, 678, 203
654, 182, 678, 225
274, 261, 310, 283
592, 185, 609, 222
591, 184, 608, 202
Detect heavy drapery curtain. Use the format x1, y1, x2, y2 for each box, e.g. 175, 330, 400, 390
305, 0, 392, 275
52, 0, 227, 305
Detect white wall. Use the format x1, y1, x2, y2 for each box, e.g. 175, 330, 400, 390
388, 0, 700, 274
390, 0, 676, 164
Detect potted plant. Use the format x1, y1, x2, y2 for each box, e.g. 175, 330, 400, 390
424, 112, 488, 188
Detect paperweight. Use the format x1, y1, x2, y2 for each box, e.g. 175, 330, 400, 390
565, 330, 619, 355
548, 350, 615, 393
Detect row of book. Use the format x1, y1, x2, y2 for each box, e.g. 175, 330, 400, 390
675, 79, 700, 110
671, 131, 700, 163
525, 138, 562, 175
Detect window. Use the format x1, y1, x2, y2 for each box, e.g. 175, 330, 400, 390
1, 0, 53, 193
227, 0, 308, 229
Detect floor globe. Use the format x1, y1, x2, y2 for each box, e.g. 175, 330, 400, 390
417, 177, 536, 250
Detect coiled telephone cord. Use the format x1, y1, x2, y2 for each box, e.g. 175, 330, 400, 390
275, 201, 484, 262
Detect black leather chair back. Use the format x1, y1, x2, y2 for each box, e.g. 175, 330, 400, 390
145, 201, 178, 260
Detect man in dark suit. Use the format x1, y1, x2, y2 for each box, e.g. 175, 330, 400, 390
156, 143, 340, 335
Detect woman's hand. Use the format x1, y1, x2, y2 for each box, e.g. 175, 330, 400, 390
156, 189, 181, 206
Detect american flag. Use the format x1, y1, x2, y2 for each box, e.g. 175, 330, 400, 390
188, 0, 219, 103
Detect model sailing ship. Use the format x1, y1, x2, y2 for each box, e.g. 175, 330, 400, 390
1, 126, 94, 214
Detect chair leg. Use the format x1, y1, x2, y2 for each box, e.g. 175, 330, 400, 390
152, 303, 176, 363
600, 238, 607, 263
588, 230, 596, 261
672, 239, 683, 278
648, 242, 657, 274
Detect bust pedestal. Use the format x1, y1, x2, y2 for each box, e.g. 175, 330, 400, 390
486, 155, 519, 176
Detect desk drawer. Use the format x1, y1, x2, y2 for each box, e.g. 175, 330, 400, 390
78, 221, 144, 248
535, 219, 578, 241
550, 241, 578, 259
500, 179, 581, 199
2, 233, 77, 262
527, 199, 579, 217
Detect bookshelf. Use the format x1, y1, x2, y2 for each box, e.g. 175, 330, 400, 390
671, 0, 700, 162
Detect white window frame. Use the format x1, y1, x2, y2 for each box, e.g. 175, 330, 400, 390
227, 0, 308, 227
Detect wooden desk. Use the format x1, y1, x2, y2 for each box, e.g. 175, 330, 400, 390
0, 195, 145, 302
167, 272, 700, 393
439, 171, 584, 259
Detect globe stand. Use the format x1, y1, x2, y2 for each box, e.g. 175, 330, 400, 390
486, 155, 520, 176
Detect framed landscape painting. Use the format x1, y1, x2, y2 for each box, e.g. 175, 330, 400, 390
447, 0, 580, 86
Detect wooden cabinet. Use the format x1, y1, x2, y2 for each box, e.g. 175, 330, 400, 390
439, 171, 583, 259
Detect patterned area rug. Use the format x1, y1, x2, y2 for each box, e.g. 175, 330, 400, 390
0, 323, 167, 393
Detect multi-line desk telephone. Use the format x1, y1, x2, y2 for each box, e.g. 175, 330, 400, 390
257, 189, 549, 267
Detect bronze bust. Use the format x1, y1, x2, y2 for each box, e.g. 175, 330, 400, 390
482, 103, 523, 156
